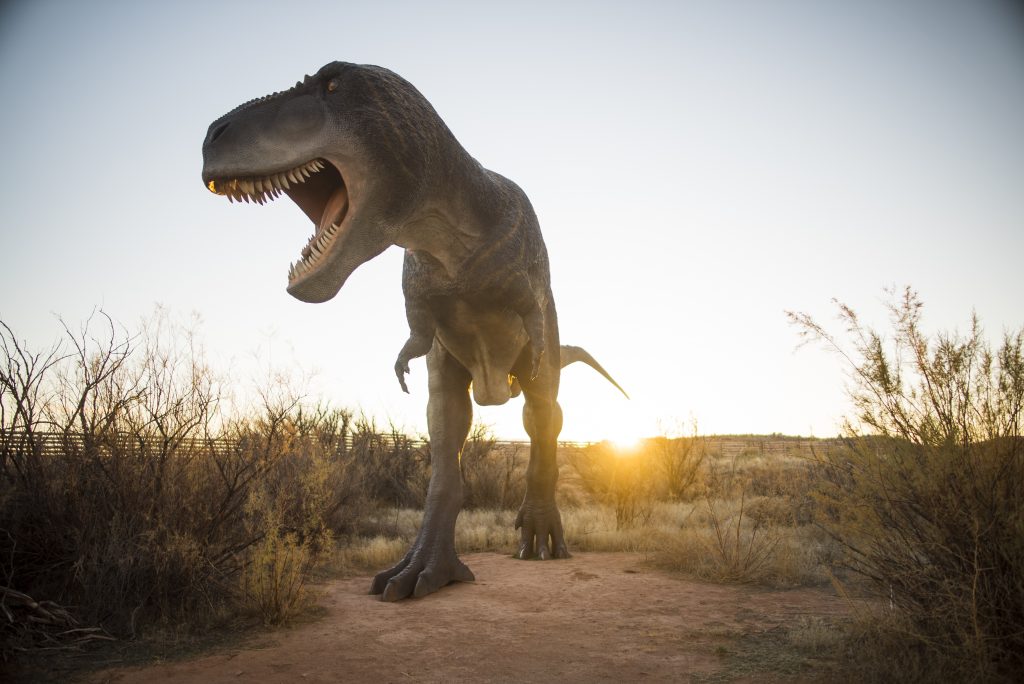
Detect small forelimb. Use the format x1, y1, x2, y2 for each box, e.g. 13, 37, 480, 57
394, 334, 433, 393
395, 293, 436, 393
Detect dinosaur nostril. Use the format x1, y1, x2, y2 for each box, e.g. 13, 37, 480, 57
209, 121, 230, 143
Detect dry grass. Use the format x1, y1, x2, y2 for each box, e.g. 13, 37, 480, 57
331, 536, 409, 574
556, 435, 836, 586
331, 494, 835, 590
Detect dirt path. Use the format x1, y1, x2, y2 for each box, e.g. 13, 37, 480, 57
92, 553, 847, 683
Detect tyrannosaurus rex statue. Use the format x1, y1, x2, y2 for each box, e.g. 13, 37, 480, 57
201, 62, 626, 601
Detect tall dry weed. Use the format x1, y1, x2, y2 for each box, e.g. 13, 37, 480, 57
702, 481, 779, 582
790, 287, 1024, 680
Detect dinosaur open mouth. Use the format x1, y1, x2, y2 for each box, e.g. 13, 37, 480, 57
206, 158, 350, 285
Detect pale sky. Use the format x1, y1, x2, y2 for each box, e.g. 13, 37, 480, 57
1, 0, 1022, 441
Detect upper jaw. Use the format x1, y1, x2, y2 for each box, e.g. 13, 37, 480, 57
203, 158, 328, 205
204, 155, 357, 299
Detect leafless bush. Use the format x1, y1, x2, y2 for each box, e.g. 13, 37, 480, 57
790, 287, 1024, 680
459, 424, 524, 509
0, 310, 378, 655
651, 433, 706, 502
701, 467, 779, 583
347, 415, 429, 510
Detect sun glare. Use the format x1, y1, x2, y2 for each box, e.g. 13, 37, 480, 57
562, 397, 652, 454
610, 436, 643, 454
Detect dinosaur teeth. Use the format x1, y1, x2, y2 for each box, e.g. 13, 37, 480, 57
218, 159, 328, 223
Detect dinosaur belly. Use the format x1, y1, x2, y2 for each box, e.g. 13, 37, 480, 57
436, 302, 528, 407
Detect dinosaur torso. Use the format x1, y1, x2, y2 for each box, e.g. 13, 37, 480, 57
397, 169, 552, 405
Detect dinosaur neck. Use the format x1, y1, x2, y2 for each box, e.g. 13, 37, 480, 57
393, 156, 493, 276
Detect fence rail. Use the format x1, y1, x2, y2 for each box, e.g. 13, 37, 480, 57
0, 429, 600, 458
0, 428, 826, 460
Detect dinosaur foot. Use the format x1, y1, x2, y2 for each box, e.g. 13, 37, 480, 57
514, 499, 571, 560
369, 547, 475, 601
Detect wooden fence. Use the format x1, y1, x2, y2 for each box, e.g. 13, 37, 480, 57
0, 429, 826, 461
0, 429, 603, 459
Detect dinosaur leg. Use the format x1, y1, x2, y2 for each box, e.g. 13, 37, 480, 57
504, 273, 546, 380
515, 389, 570, 560
370, 343, 475, 600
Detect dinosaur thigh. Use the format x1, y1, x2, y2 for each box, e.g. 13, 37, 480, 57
434, 300, 529, 406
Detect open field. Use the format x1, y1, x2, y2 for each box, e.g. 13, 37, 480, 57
4, 297, 1022, 682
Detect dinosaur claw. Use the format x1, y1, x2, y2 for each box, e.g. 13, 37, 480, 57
530, 348, 544, 381
395, 361, 411, 393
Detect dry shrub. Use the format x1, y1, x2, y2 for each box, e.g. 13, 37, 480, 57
347, 415, 429, 510
702, 487, 779, 583
791, 287, 1024, 680
0, 311, 381, 654
238, 460, 333, 625
566, 442, 661, 529
240, 526, 318, 625
650, 430, 706, 502
459, 425, 525, 509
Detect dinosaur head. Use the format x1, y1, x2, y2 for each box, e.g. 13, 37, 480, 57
202, 62, 434, 303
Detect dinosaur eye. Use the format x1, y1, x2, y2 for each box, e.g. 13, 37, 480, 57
327, 79, 339, 93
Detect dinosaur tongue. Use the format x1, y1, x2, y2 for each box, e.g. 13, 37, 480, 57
319, 184, 349, 235
300, 185, 349, 260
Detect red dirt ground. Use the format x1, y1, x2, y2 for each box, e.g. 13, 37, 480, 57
89, 552, 848, 683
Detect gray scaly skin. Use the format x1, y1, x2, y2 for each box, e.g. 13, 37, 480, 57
201, 62, 626, 601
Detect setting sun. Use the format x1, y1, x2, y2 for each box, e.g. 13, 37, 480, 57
609, 436, 644, 454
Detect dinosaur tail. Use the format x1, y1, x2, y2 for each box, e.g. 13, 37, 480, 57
560, 345, 629, 399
